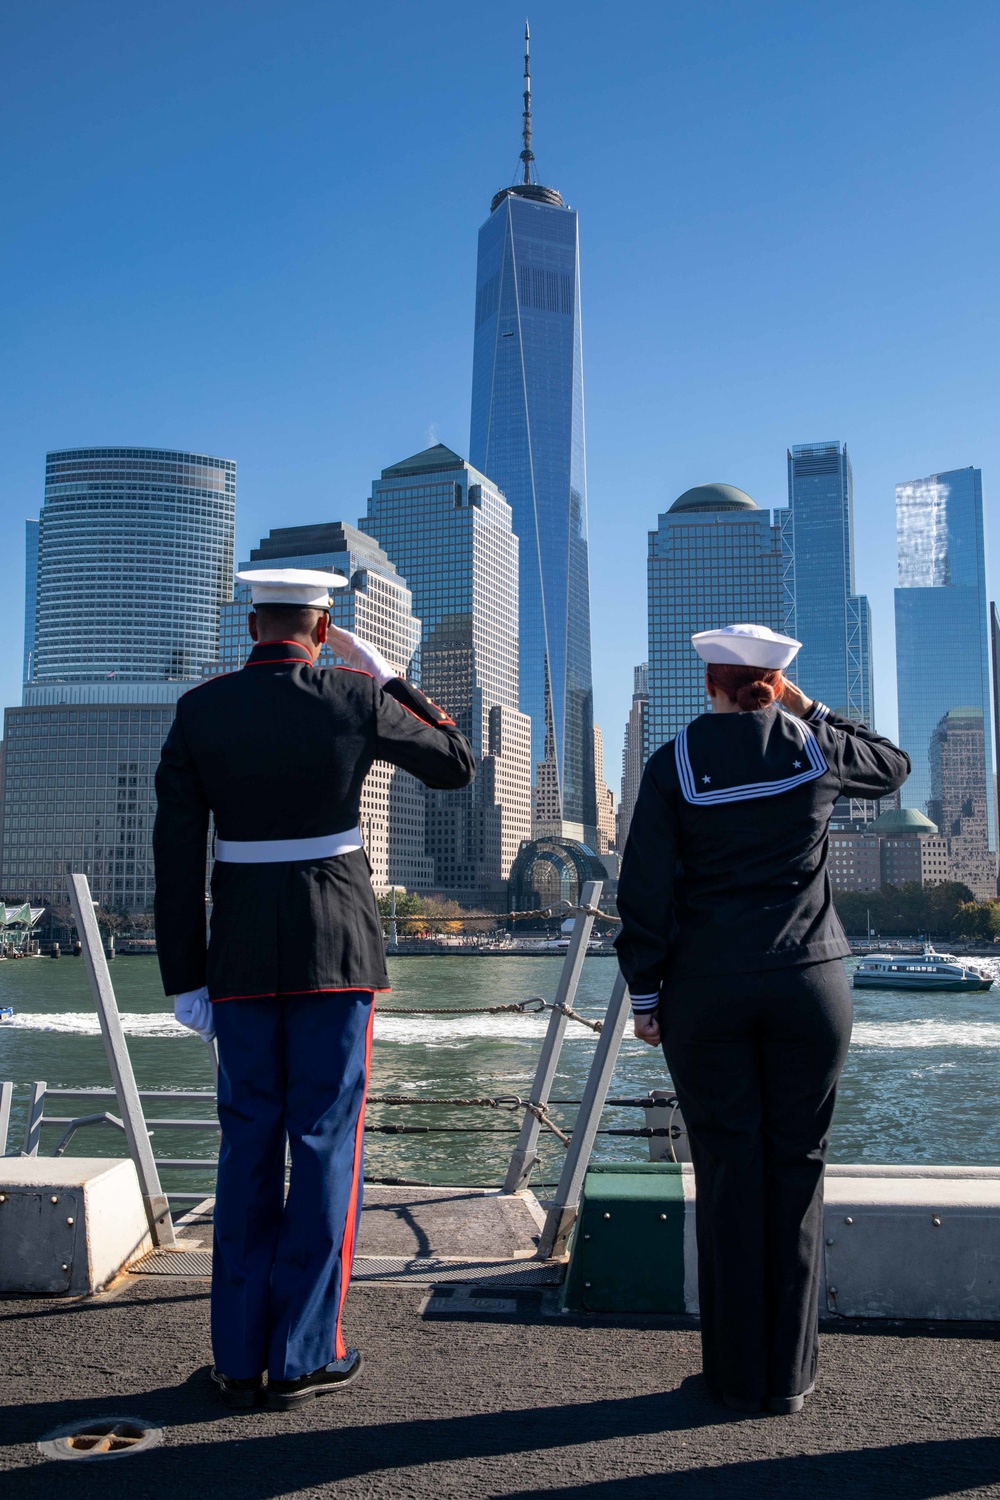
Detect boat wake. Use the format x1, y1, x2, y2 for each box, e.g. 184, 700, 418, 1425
852, 1020, 1000, 1048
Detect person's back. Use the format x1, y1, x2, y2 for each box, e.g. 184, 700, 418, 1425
616, 624, 909, 1417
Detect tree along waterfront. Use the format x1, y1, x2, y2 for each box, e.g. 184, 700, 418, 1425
834, 882, 1000, 940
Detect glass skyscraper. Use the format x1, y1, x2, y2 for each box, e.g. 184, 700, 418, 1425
468, 32, 595, 836
363, 445, 532, 903
646, 485, 785, 755
784, 441, 873, 723
894, 467, 995, 868
1, 447, 236, 912
34, 448, 235, 683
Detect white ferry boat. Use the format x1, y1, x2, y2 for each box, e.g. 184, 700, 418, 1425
853, 949, 994, 992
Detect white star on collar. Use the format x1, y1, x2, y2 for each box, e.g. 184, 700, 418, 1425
793, 760, 802, 769
702, 775, 711, 784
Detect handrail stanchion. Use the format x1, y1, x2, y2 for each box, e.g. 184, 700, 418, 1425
503, 880, 602, 1193
0, 1081, 14, 1155
21, 1081, 46, 1156
537, 968, 631, 1259
68, 872, 176, 1247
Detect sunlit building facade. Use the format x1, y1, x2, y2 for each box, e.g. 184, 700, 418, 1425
619, 662, 648, 848
363, 446, 532, 905
646, 485, 785, 755
894, 467, 994, 872
784, 441, 873, 723
469, 169, 595, 838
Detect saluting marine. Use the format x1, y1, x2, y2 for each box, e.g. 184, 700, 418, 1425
154, 568, 475, 1409
615, 624, 909, 1416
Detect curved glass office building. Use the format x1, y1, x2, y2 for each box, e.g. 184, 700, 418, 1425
34, 447, 235, 683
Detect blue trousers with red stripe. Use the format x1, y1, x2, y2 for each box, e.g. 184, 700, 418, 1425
211, 991, 373, 1380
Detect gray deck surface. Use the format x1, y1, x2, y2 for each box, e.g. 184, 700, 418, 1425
2, 1275, 998, 1497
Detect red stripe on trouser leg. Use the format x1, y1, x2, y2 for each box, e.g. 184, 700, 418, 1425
333, 1000, 375, 1361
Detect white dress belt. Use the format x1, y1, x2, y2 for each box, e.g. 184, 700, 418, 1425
214, 826, 364, 864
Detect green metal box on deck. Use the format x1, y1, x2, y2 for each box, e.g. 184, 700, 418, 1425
563, 1162, 686, 1313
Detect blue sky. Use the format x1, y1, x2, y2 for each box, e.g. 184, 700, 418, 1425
3, 0, 998, 755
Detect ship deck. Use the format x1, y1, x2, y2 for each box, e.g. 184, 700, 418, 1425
2, 1187, 998, 1498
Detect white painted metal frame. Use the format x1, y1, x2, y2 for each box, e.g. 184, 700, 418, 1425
67, 872, 176, 1247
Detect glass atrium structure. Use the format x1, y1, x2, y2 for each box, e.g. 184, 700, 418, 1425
894, 467, 994, 852
784, 441, 873, 723
646, 485, 785, 755
33, 448, 235, 683
468, 48, 595, 834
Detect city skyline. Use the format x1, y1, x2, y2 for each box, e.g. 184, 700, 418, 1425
2, 6, 997, 753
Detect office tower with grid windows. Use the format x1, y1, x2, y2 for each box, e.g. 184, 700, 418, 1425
928, 707, 994, 900
894, 467, 995, 888
1, 447, 236, 912
784, 442, 873, 723
217, 521, 433, 894
469, 26, 595, 841
23, 520, 38, 685
362, 445, 532, 905
618, 662, 648, 848
646, 485, 785, 756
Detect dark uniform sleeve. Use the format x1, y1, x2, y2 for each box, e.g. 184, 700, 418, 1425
375, 678, 476, 788
153, 701, 211, 996
613, 746, 680, 1011
807, 703, 911, 800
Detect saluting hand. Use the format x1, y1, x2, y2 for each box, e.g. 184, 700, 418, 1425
778, 678, 815, 720
633, 1013, 661, 1047
327, 625, 400, 687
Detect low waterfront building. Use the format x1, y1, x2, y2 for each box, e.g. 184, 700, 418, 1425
827, 828, 881, 894
219, 522, 433, 894
870, 808, 949, 890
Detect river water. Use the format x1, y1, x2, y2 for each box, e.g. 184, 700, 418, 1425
1, 954, 998, 1197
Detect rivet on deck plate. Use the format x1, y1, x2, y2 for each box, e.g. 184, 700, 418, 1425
584, 1282, 592, 1288
828, 1286, 838, 1295
66, 1217, 74, 1226
0, 1194, 5, 1203
61, 1264, 69, 1272
603, 1212, 611, 1220
660, 1214, 668, 1221
826, 1238, 835, 1246
51, 1196, 59, 1204
844, 1216, 854, 1225
583, 1233, 591, 1240
932, 1216, 942, 1227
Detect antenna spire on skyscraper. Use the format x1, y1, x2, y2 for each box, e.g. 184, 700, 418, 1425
520, 21, 535, 184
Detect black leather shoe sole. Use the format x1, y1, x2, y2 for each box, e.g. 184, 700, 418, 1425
268, 1352, 365, 1410
767, 1382, 815, 1416
210, 1367, 263, 1409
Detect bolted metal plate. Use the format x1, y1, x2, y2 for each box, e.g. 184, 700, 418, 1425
39, 1416, 163, 1461
131, 1249, 212, 1277
351, 1255, 563, 1285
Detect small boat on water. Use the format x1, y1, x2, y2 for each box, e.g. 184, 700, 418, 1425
853, 948, 994, 992
0, 1006, 14, 1022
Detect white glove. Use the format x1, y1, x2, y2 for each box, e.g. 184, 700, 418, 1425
174, 985, 215, 1043
326, 625, 399, 687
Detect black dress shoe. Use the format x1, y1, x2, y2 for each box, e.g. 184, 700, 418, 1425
267, 1349, 364, 1410
210, 1367, 264, 1408
766, 1382, 815, 1415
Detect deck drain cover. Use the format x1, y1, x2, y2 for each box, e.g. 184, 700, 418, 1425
132, 1249, 213, 1277
351, 1256, 563, 1285
39, 1416, 163, 1461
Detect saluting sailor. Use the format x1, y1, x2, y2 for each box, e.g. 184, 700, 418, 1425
153, 568, 475, 1409
615, 624, 909, 1416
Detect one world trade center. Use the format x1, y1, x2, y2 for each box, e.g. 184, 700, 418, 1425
470, 25, 596, 838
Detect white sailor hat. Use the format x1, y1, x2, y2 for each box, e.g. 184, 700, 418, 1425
236, 568, 348, 609
692, 624, 802, 670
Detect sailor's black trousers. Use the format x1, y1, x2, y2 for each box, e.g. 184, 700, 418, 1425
659, 958, 852, 1401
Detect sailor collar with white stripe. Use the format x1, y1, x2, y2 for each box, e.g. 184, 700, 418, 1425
674, 704, 829, 806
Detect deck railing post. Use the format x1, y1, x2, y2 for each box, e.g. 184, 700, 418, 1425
0, 1081, 15, 1155
503, 880, 603, 1194
537, 968, 631, 1259
67, 873, 176, 1247
21, 1081, 46, 1156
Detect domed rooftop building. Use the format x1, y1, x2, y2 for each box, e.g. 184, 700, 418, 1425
645, 480, 789, 752
870, 807, 938, 837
